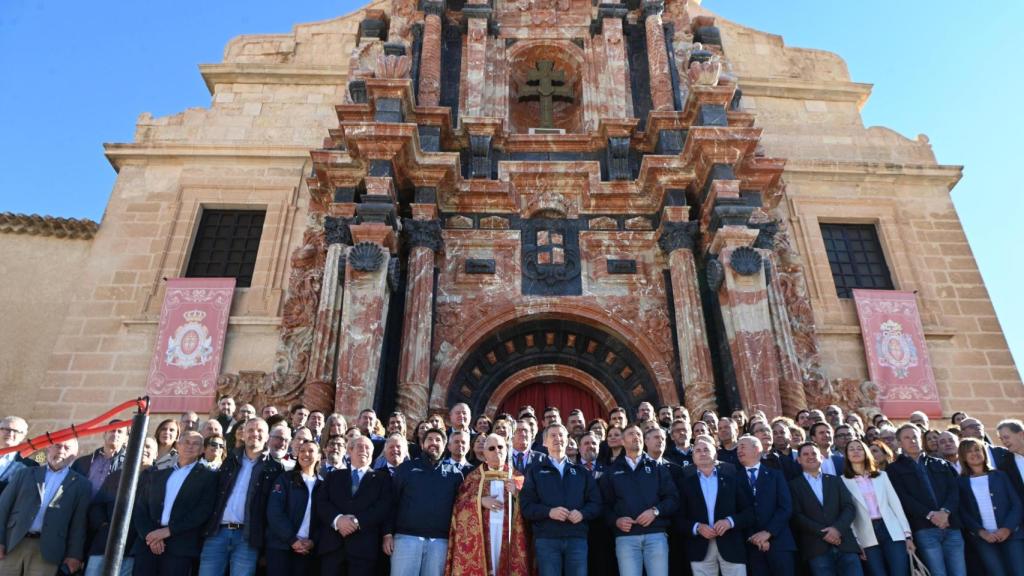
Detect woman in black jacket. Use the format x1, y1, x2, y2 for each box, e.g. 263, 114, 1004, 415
265, 440, 322, 575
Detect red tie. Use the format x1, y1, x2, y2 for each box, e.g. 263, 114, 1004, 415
585, 461, 593, 472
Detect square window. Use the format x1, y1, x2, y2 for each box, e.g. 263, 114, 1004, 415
537, 231, 549, 246
186, 209, 265, 288
819, 223, 893, 298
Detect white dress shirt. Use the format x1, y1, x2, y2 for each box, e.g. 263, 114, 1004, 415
296, 473, 317, 539
804, 471, 825, 506
161, 461, 198, 525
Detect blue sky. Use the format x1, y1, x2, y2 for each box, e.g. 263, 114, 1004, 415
1, 1, 1021, 379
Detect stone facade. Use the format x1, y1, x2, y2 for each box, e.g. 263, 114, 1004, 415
14, 0, 1020, 435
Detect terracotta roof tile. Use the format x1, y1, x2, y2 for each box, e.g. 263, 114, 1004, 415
0, 212, 98, 240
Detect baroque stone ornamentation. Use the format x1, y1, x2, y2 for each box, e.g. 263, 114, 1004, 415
729, 246, 763, 276
217, 371, 301, 414
325, 216, 353, 246
658, 221, 698, 254
387, 256, 401, 292
705, 257, 724, 291
349, 241, 387, 272
402, 218, 443, 252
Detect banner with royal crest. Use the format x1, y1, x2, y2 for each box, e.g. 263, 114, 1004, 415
146, 278, 235, 412
852, 289, 941, 417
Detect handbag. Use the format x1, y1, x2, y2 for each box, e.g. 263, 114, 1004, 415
909, 551, 932, 576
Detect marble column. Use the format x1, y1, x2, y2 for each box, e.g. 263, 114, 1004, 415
303, 219, 350, 414
418, 1, 443, 107
462, 5, 490, 118
659, 221, 716, 417
396, 218, 443, 419
713, 228, 784, 418
334, 236, 393, 417
643, 0, 675, 112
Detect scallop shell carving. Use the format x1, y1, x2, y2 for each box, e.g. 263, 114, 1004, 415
349, 241, 386, 272
730, 246, 763, 276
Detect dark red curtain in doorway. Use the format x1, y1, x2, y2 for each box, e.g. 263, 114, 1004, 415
498, 381, 605, 422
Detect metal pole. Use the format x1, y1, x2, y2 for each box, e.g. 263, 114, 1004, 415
101, 408, 149, 576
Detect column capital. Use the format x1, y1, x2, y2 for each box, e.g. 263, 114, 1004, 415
657, 221, 698, 254
402, 218, 444, 252
325, 216, 354, 245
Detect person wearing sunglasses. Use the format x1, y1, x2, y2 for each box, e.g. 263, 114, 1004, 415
200, 436, 227, 471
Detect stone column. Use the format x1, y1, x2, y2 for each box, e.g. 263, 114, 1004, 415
334, 233, 393, 417
418, 1, 443, 107
643, 1, 675, 112
658, 220, 716, 416
396, 217, 443, 419
713, 228, 784, 418
302, 219, 351, 414
462, 4, 491, 118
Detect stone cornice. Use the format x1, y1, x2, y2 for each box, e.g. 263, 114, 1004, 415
199, 63, 349, 94
738, 76, 872, 106
0, 212, 98, 240
104, 143, 314, 171
784, 159, 963, 189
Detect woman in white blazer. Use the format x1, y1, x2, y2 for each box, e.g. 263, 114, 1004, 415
841, 438, 915, 576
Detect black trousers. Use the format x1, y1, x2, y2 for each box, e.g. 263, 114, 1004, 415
319, 548, 376, 576
265, 548, 316, 576
132, 549, 194, 576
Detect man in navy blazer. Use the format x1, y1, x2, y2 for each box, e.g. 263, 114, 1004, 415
316, 435, 393, 576
0, 438, 91, 575
996, 419, 1024, 502
677, 435, 753, 576
511, 418, 545, 473
887, 424, 965, 576
736, 435, 796, 576
132, 431, 217, 575
809, 422, 845, 476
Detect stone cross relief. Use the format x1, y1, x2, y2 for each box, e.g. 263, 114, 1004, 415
517, 61, 574, 129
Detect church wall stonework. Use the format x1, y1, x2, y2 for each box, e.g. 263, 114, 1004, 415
21, 0, 1022, 437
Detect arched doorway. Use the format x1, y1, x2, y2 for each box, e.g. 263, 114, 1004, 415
497, 380, 605, 421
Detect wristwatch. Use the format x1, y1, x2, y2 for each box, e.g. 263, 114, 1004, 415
651, 507, 660, 517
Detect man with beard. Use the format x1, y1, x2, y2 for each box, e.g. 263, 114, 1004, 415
322, 434, 347, 473
215, 396, 237, 437
266, 424, 292, 471
567, 410, 587, 442
385, 429, 465, 576
656, 406, 674, 430
716, 418, 740, 467
635, 402, 655, 426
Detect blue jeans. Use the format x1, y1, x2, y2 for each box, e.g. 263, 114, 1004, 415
914, 528, 966, 576
807, 548, 864, 576
85, 555, 134, 576
863, 519, 909, 576
390, 534, 449, 576
198, 527, 260, 576
970, 537, 1024, 576
614, 532, 668, 576
535, 537, 587, 576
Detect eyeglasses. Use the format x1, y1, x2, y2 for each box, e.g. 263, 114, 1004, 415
0, 427, 26, 435
209, 443, 226, 449
487, 445, 507, 451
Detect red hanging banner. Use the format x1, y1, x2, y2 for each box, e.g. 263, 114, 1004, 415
145, 278, 235, 412
852, 289, 941, 418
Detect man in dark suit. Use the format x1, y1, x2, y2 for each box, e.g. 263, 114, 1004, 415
736, 435, 796, 576
809, 423, 845, 476
0, 437, 92, 575
887, 424, 965, 576
132, 431, 217, 575
317, 436, 392, 576
789, 442, 862, 576
995, 419, 1024, 501
677, 436, 752, 576
0, 416, 36, 498
665, 419, 693, 467
512, 418, 545, 473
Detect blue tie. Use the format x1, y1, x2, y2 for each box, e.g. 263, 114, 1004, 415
747, 468, 758, 494
351, 469, 362, 495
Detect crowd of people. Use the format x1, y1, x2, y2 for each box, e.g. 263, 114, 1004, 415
0, 398, 1023, 576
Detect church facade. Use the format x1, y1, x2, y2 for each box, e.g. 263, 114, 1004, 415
6, 0, 1021, 431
